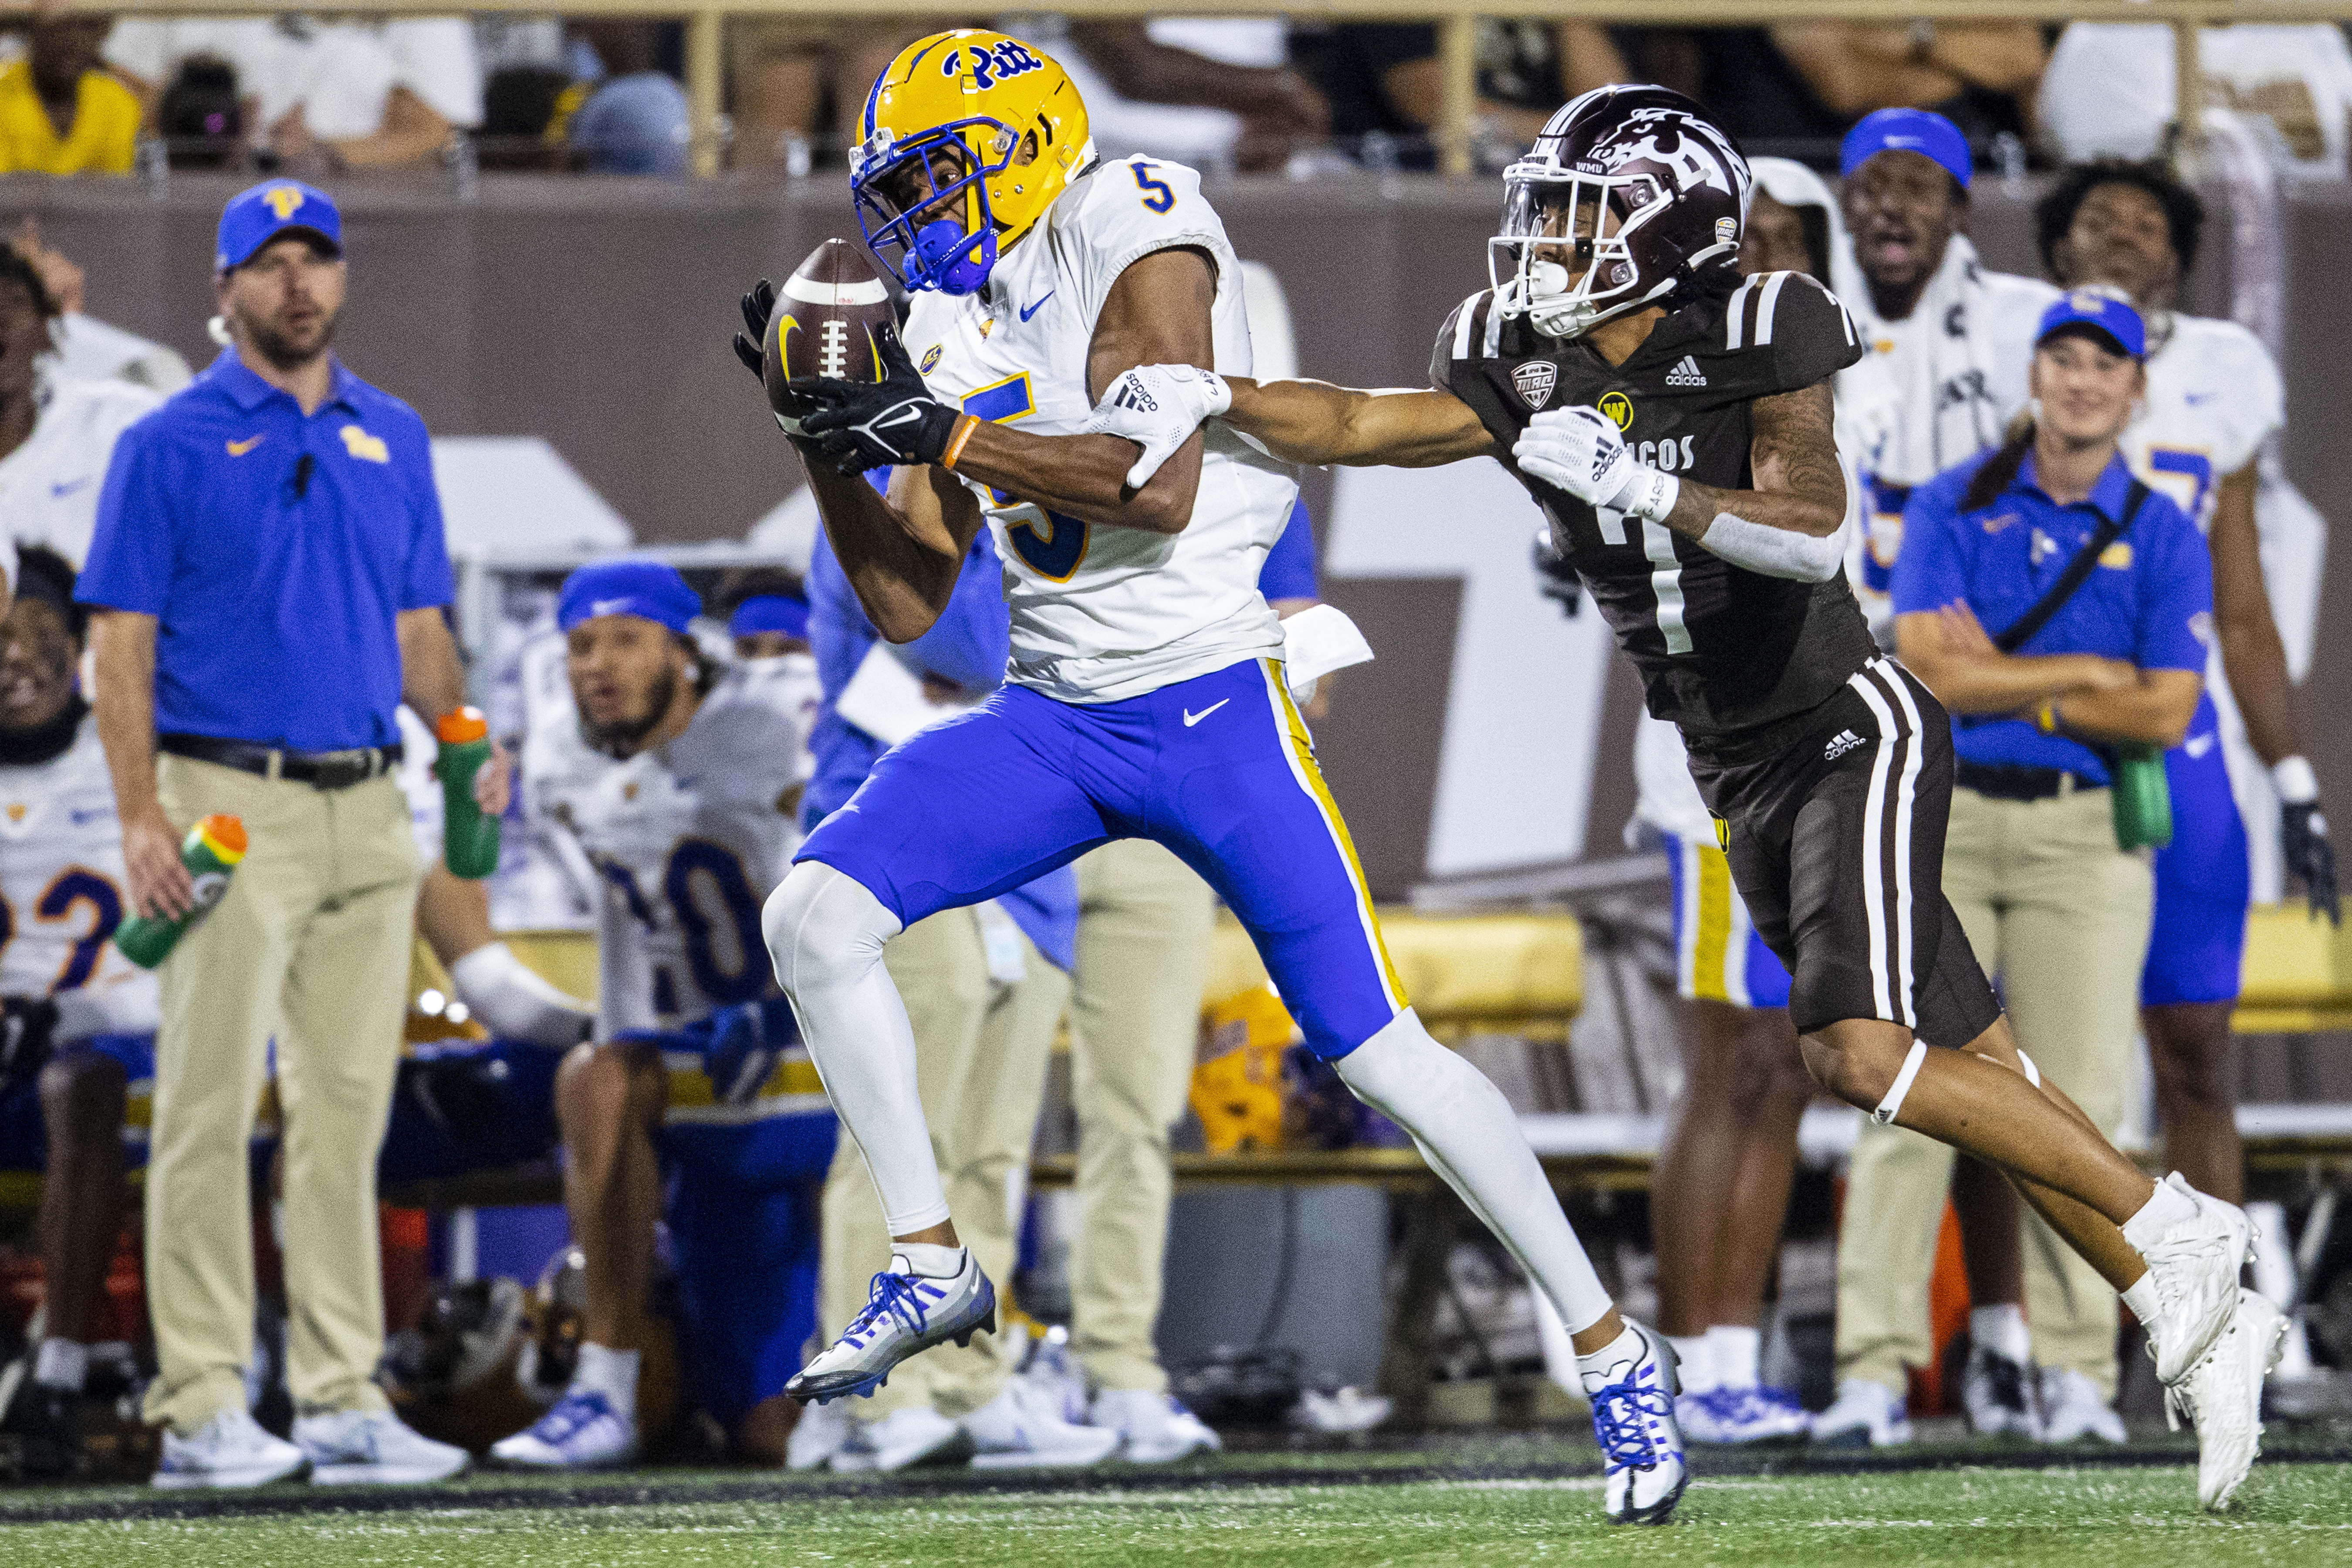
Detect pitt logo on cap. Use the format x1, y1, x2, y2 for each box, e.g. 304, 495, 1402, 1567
263, 185, 307, 220
1599, 391, 1635, 430
340, 425, 389, 463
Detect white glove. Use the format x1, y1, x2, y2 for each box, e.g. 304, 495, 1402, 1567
1512, 406, 1677, 521
1084, 363, 1232, 490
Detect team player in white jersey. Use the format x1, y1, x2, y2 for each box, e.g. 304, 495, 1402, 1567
0, 547, 159, 1476
743, 29, 1688, 1523
491, 560, 837, 1471
2036, 159, 2338, 1218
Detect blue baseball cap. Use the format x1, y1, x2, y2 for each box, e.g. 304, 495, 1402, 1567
2035, 290, 2147, 358
1840, 108, 1971, 190
728, 594, 810, 641
216, 180, 343, 272
558, 558, 703, 635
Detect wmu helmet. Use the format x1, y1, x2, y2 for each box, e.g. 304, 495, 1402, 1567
1490, 85, 1752, 339
851, 29, 1095, 297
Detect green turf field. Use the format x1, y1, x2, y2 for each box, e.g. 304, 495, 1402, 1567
2, 1430, 2347, 1566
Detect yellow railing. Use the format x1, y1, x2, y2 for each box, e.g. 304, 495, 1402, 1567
12, 1, 2351, 177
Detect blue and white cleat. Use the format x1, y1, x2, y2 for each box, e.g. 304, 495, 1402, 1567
488, 1389, 639, 1470
1690, 1385, 1811, 1445
784, 1249, 997, 1406
1587, 1321, 1687, 1525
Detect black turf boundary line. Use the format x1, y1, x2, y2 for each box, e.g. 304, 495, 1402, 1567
3, 1444, 2349, 1527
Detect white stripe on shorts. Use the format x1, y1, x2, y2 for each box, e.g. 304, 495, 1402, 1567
1844, 660, 1919, 1028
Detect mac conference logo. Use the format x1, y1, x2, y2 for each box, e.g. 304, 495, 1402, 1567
1599, 391, 1634, 430
1511, 362, 1557, 410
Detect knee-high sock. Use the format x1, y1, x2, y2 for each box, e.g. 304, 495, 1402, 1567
1335, 1010, 1615, 1335
763, 862, 949, 1235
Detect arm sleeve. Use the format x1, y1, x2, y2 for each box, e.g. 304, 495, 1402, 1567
1258, 496, 1320, 600
1071, 157, 1237, 329
1766, 273, 1866, 392
74, 425, 173, 614
1887, 476, 1971, 617
2137, 503, 2216, 672
401, 426, 457, 610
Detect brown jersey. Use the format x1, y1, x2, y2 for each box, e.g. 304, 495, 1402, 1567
1433, 270, 1876, 738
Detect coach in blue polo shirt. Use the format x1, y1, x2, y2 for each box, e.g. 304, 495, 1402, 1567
78, 182, 508, 1490
1845, 291, 2209, 1442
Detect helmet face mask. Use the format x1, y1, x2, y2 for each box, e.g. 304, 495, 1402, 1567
1490, 86, 1751, 340
853, 120, 1011, 295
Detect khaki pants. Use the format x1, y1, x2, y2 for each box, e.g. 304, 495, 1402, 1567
1835, 785, 2152, 1400
820, 904, 1071, 1419
1066, 840, 1216, 1395
143, 759, 422, 1432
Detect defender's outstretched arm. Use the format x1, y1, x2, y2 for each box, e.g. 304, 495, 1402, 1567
1220, 376, 1503, 468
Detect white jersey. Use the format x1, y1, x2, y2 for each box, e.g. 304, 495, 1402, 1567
0, 375, 161, 568
904, 155, 1299, 703
0, 712, 159, 1037
524, 658, 821, 1038
2125, 314, 2282, 531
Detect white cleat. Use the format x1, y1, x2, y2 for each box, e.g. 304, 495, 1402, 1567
1964, 1344, 2044, 1440
785, 1250, 997, 1406
1585, 1321, 1687, 1525
2035, 1369, 2125, 1445
488, 1390, 639, 1471
1092, 1389, 1223, 1463
964, 1380, 1121, 1470
2132, 1174, 2254, 1386
830, 1406, 967, 1473
2167, 1288, 2288, 1513
151, 1408, 309, 1490
1694, 1386, 1812, 1445
785, 1398, 853, 1472
1810, 1379, 1913, 1447
294, 1408, 472, 1485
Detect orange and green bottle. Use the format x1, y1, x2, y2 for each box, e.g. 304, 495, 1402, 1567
435, 706, 501, 879
114, 814, 247, 969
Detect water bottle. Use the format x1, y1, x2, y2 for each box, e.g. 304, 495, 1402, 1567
435, 707, 501, 879
114, 815, 247, 969
2109, 745, 2174, 852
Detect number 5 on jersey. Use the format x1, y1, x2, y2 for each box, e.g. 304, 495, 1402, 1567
960, 371, 1090, 580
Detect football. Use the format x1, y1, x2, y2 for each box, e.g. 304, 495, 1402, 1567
764, 238, 896, 424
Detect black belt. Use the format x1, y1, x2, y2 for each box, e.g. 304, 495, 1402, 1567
159, 733, 403, 790
1955, 761, 2100, 803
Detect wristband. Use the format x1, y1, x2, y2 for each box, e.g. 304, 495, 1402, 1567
940, 413, 979, 471
2273, 754, 2320, 804
1610, 466, 1680, 524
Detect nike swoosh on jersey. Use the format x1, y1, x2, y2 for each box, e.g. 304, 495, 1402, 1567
49, 477, 91, 498
2184, 732, 2219, 757
1183, 699, 1231, 727
1019, 291, 1055, 323
69, 807, 113, 825
226, 435, 266, 456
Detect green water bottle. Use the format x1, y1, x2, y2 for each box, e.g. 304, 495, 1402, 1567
2109, 745, 2174, 852
114, 814, 247, 969
435, 706, 501, 879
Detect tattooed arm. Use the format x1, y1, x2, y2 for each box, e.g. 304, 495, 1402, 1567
1659, 381, 1848, 544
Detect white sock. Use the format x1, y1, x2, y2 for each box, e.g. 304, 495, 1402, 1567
1970, 1304, 2031, 1364
893, 1243, 965, 1280
449, 941, 595, 1048
1666, 1335, 1714, 1393
572, 1342, 641, 1414
1706, 1325, 1761, 1390
2120, 1174, 2197, 1254
1335, 1010, 1614, 1334
34, 1338, 88, 1393
1576, 1324, 1647, 1396
762, 863, 948, 1234
2120, 1272, 2161, 1325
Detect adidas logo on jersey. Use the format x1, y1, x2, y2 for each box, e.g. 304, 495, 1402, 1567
1665, 355, 1707, 388
1824, 729, 1865, 761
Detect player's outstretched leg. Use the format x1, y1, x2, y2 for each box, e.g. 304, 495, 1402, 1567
764, 862, 995, 1404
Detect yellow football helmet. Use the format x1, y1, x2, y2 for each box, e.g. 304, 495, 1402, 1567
850, 29, 1094, 296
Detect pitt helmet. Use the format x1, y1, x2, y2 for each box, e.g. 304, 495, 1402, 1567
851, 29, 1095, 296
1491, 85, 1751, 339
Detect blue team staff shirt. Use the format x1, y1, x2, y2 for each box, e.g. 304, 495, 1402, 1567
1257, 496, 1319, 602
76, 348, 453, 751
1891, 447, 2211, 783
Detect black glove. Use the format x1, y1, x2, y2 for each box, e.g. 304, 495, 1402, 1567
730, 278, 774, 385
2282, 800, 2340, 924
795, 324, 962, 473
1531, 523, 1580, 618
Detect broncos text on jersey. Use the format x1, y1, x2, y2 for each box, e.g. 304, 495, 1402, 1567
525, 657, 821, 1039
1435, 270, 1876, 737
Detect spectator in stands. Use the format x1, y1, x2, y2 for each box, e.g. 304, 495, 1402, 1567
155, 55, 244, 171
1293, 21, 1626, 168
567, 21, 689, 176
107, 15, 482, 172
2037, 161, 2341, 1212
0, 545, 156, 1479
0, 7, 139, 176
2040, 23, 2352, 179
8, 221, 192, 394
1051, 20, 1328, 175
1890, 293, 2210, 1447
1769, 22, 2044, 149
1819, 109, 2059, 1451
727, 18, 943, 176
